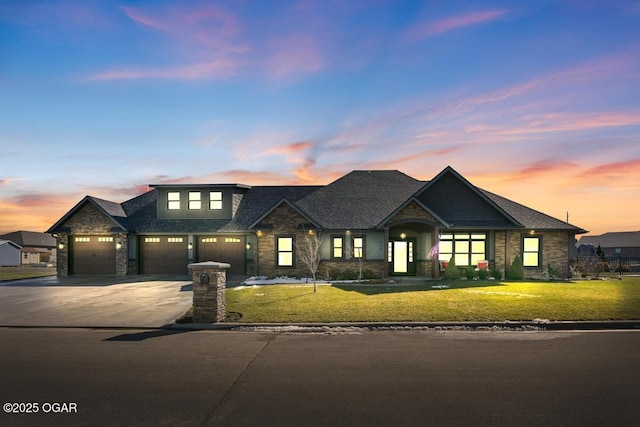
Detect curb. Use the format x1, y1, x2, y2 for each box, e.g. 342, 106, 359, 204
170, 320, 640, 331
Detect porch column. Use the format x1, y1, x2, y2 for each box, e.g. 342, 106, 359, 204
432, 227, 440, 278
383, 227, 389, 278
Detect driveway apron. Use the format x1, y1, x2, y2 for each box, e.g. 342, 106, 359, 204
0, 275, 193, 328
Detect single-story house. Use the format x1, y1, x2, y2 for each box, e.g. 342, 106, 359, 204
47, 166, 586, 279
0, 231, 57, 264
0, 240, 22, 267
578, 231, 640, 258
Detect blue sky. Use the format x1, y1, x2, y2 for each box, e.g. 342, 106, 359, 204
1, 0, 639, 235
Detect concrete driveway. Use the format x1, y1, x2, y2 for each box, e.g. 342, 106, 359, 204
0, 275, 193, 328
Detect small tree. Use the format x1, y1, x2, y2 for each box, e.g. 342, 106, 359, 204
506, 255, 524, 280
296, 229, 323, 292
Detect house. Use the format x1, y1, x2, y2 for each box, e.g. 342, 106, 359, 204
578, 231, 640, 258
47, 166, 587, 279
0, 240, 22, 267
0, 231, 57, 265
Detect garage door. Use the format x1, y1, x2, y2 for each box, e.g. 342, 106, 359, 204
139, 236, 188, 275
70, 236, 115, 275
196, 236, 245, 275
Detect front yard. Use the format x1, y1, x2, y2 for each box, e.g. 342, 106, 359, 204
225, 277, 640, 323
0, 265, 56, 281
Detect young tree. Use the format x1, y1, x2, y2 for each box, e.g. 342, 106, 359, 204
296, 229, 323, 292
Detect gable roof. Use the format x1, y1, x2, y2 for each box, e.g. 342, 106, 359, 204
47, 196, 129, 233
0, 231, 55, 247
248, 198, 321, 229
0, 239, 22, 250
579, 231, 640, 248
295, 170, 424, 229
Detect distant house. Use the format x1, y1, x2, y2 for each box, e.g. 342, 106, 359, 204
579, 231, 640, 258
0, 240, 22, 267
48, 166, 586, 279
0, 231, 57, 265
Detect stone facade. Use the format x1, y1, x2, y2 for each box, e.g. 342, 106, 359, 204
189, 262, 228, 323
391, 201, 439, 223
501, 231, 571, 279
320, 260, 385, 280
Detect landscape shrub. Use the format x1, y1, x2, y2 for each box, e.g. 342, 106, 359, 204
478, 268, 488, 280
491, 269, 502, 280
465, 267, 475, 280
444, 257, 459, 280
506, 255, 524, 280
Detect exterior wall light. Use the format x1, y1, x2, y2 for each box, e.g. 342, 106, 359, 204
58, 243, 64, 250
116, 242, 122, 250
188, 242, 193, 250
246, 243, 251, 250
400, 232, 407, 240
256, 230, 263, 237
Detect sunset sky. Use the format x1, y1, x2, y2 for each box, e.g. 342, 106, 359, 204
1, 0, 639, 237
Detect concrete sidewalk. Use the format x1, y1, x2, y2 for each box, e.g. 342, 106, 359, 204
0, 275, 193, 328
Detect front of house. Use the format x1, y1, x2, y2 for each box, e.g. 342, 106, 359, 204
48, 167, 586, 279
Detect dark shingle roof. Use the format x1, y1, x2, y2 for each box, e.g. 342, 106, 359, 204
0, 231, 55, 247
295, 170, 424, 229
481, 190, 586, 233
579, 231, 640, 248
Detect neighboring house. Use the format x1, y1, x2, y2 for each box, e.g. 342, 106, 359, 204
47, 166, 586, 279
0, 231, 57, 264
0, 240, 22, 267
578, 231, 640, 258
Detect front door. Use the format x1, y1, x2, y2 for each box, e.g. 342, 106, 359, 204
388, 238, 417, 275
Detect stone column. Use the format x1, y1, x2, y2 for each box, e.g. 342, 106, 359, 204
188, 261, 230, 323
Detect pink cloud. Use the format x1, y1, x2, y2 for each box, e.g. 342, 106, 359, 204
121, 6, 168, 31
86, 58, 240, 81
407, 9, 510, 40
263, 34, 327, 79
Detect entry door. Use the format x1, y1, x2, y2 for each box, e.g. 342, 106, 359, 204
388, 238, 417, 275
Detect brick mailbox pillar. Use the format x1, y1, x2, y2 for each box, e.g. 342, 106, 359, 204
188, 261, 230, 323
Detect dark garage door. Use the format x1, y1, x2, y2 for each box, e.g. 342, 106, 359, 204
71, 236, 116, 275
197, 236, 245, 275
140, 236, 188, 275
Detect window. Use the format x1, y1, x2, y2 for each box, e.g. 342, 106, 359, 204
201, 237, 217, 243
75, 237, 91, 243
188, 191, 202, 210
353, 236, 365, 259
276, 236, 294, 267
225, 237, 241, 243
332, 236, 344, 259
167, 191, 180, 210
523, 236, 541, 267
210, 191, 223, 210
438, 233, 486, 267
144, 237, 160, 243
167, 237, 184, 243
97, 237, 113, 242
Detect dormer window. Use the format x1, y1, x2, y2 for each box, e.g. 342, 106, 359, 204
210, 191, 223, 210
189, 191, 202, 210
167, 191, 180, 210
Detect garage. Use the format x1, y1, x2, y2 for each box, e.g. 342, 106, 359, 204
139, 236, 188, 275
70, 236, 116, 275
196, 235, 245, 275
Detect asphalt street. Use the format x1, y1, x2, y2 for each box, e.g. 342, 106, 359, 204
1, 328, 639, 426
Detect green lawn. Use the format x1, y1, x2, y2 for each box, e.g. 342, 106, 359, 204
0, 265, 57, 281
226, 277, 640, 322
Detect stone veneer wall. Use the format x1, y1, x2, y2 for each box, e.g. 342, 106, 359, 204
506, 231, 570, 279
391, 201, 439, 223
319, 260, 385, 280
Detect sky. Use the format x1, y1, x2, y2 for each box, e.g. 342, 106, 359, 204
1, 0, 639, 237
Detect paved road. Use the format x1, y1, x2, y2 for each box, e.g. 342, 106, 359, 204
1, 328, 639, 426
0, 275, 192, 327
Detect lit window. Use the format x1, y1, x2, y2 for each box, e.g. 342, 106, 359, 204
523, 237, 541, 267
167, 237, 184, 243
332, 236, 344, 259
189, 192, 202, 210
75, 237, 91, 243
97, 237, 113, 242
353, 236, 365, 259
438, 233, 486, 267
225, 237, 241, 243
277, 236, 294, 267
144, 237, 160, 243
201, 238, 217, 243
167, 192, 180, 210
210, 191, 223, 210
